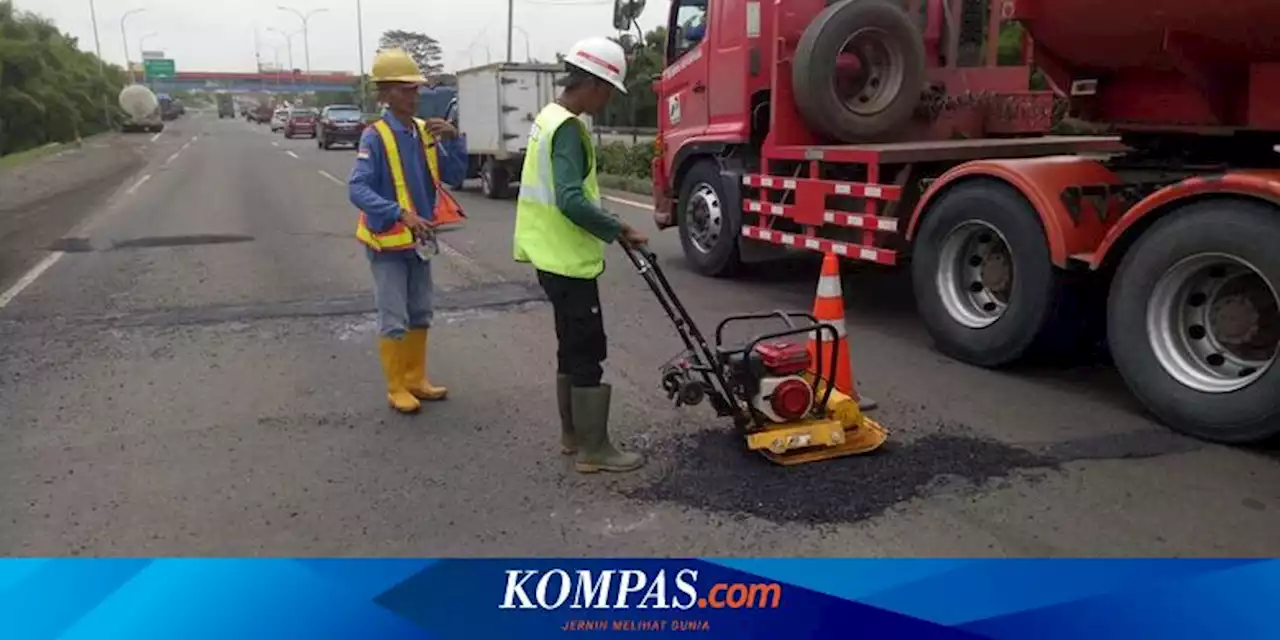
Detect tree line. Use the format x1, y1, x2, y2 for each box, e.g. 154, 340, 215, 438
0, 1, 129, 157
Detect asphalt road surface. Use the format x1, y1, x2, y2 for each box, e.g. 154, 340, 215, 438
3, 113, 1278, 557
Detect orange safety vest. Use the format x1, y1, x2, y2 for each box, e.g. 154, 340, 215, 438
355, 118, 466, 251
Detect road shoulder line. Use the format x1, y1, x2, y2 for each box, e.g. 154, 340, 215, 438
604, 194, 653, 211
0, 252, 64, 308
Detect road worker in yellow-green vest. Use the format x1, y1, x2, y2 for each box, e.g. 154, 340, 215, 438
349, 48, 467, 414
513, 37, 649, 473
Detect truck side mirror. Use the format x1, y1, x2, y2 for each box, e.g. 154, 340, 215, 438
612, 0, 646, 30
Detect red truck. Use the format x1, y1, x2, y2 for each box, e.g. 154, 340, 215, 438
614, 0, 1280, 443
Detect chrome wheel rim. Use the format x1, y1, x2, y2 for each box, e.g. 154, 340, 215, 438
936, 220, 1014, 329
1147, 253, 1280, 393
686, 183, 722, 255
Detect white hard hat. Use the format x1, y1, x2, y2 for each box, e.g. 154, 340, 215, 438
565, 36, 628, 94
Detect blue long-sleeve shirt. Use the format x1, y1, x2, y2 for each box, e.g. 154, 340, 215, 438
348, 114, 468, 234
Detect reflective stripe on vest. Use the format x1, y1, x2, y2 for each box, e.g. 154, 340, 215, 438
355, 118, 465, 251
512, 103, 605, 279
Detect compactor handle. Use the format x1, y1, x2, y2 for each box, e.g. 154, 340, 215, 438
619, 237, 657, 265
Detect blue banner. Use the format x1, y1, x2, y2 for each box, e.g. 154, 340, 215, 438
1, 558, 1275, 639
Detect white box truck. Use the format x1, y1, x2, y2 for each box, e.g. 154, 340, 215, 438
454, 62, 591, 199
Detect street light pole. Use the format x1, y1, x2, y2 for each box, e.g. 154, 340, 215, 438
356, 0, 367, 112
278, 6, 328, 100
88, 0, 112, 130
138, 32, 157, 83
506, 0, 514, 63
514, 26, 531, 62
120, 8, 146, 84
267, 27, 298, 85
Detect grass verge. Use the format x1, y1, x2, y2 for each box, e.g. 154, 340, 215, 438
0, 142, 65, 170
598, 173, 651, 196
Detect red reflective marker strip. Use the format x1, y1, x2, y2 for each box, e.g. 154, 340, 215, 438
575, 50, 621, 74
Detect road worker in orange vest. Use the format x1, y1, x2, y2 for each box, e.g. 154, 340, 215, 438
348, 48, 468, 413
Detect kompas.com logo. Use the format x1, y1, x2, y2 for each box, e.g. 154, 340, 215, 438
498, 568, 783, 610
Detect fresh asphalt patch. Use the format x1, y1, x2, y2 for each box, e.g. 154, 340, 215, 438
50, 234, 256, 252
624, 423, 1206, 526
0, 281, 547, 331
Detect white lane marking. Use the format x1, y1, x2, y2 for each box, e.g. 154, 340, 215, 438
0, 252, 64, 308
190, 135, 198, 143
149, 132, 163, 143
271, 141, 279, 147
318, 170, 344, 185
286, 151, 299, 159
437, 240, 498, 282
603, 194, 653, 211
125, 173, 152, 195
181, 141, 191, 151
165, 150, 181, 165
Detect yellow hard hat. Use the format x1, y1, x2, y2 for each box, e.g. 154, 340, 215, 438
371, 48, 426, 84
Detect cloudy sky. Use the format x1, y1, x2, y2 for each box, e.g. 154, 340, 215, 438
25, 0, 668, 73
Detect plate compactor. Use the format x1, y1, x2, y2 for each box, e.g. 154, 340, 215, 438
621, 241, 888, 466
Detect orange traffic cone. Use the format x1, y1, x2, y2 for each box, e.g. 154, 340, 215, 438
808, 252, 877, 411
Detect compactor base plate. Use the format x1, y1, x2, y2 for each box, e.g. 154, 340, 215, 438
747, 416, 889, 466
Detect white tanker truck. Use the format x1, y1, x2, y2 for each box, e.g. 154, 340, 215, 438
119, 84, 164, 134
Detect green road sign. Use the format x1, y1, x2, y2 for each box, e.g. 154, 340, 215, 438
144, 59, 175, 79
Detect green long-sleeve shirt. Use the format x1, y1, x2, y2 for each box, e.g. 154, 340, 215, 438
550, 123, 623, 243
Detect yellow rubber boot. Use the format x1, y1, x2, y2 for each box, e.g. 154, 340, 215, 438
378, 337, 421, 413
404, 328, 448, 401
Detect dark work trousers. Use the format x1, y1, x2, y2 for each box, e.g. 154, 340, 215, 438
536, 269, 607, 387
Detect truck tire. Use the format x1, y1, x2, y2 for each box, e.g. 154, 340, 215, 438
678, 160, 742, 277
912, 180, 1073, 367
481, 158, 510, 199
1108, 199, 1280, 444
793, 0, 925, 142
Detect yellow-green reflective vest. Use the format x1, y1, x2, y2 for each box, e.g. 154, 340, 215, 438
512, 103, 605, 279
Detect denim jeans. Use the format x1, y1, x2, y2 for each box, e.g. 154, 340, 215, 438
367, 248, 433, 338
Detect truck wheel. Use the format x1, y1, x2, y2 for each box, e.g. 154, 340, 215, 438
481, 159, 510, 199
1108, 200, 1280, 444
678, 160, 741, 277
793, 0, 925, 142
912, 180, 1070, 367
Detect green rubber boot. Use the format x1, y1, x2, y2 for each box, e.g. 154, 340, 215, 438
557, 374, 576, 455
571, 384, 645, 474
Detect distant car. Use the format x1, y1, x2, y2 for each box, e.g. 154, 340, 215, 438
250, 105, 274, 124
317, 105, 364, 150
284, 108, 318, 139
270, 108, 289, 132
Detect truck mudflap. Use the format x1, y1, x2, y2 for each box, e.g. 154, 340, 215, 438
652, 157, 674, 228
